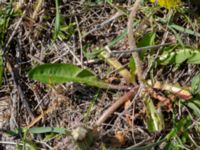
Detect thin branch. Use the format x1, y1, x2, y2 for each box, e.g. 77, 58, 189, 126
111, 43, 173, 55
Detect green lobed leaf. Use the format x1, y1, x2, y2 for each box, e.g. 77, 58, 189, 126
28, 63, 109, 88
159, 52, 176, 65
175, 49, 193, 64
159, 48, 200, 65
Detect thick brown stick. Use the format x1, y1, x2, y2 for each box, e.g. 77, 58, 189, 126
95, 87, 138, 127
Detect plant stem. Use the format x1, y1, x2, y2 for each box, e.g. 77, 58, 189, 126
128, 0, 144, 83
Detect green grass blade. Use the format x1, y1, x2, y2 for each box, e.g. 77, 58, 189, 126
108, 28, 128, 48
168, 26, 184, 46
108, 21, 139, 48
53, 0, 60, 40
170, 24, 200, 37
185, 101, 200, 117
28, 127, 68, 134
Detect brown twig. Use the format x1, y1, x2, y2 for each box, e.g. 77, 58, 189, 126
95, 86, 138, 127
128, 0, 144, 83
